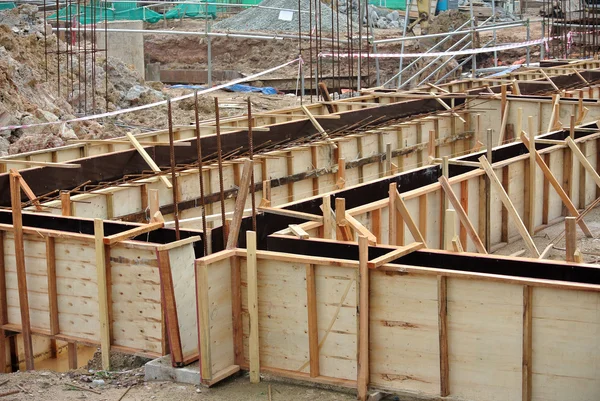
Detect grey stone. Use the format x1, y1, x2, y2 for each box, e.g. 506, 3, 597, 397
145, 355, 201, 386
387, 10, 400, 21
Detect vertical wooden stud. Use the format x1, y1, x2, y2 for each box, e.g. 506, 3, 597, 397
0, 233, 7, 373
389, 183, 397, 245
322, 196, 333, 240
357, 236, 369, 401
93, 219, 110, 371
197, 260, 211, 381
149, 189, 159, 221
306, 264, 319, 377
230, 257, 243, 366
9, 173, 34, 371
522, 286, 533, 401
247, 231, 260, 383
46, 237, 59, 358
68, 342, 78, 370
438, 276, 449, 397
419, 195, 428, 247
527, 117, 536, 234
501, 166, 510, 243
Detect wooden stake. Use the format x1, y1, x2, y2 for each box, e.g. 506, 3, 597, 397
335, 198, 353, 241
565, 217, 577, 263
46, 237, 59, 358
9, 173, 34, 371
301, 105, 337, 149
385, 143, 392, 175
357, 236, 369, 401
60, 191, 71, 216
93, 219, 110, 371
521, 133, 593, 237
444, 209, 456, 251
322, 196, 334, 240
67, 342, 78, 370
226, 159, 253, 249
527, 124, 536, 235
388, 184, 397, 245
478, 156, 540, 257
148, 189, 159, 222
260, 180, 271, 207
247, 231, 260, 383
336, 158, 346, 189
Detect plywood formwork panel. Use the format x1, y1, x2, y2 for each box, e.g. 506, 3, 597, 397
426, 190, 441, 249
447, 278, 522, 401
291, 148, 314, 202
314, 265, 357, 380
547, 151, 564, 220
584, 140, 598, 207
109, 245, 162, 353
531, 287, 600, 401
4, 234, 50, 331
370, 271, 439, 395
508, 161, 526, 240
112, 185, 145, 218
168, 243, 199, 360
240, 258, 310, 372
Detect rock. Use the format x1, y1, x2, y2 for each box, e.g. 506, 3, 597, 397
387, 10, 400, 21
389, 20, 400, 28
59, 125, 77, 141
92, 379, 106, 386
34, 109, 59, 123
0, 136, 10, 156
376, 17, 389, 29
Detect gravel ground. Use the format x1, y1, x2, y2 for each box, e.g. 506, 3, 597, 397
213, 0, 357, 33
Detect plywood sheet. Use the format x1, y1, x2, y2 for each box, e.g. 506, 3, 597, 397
206, 257, 234, 374
447, 278, 522, 401
370, 271, 439, 394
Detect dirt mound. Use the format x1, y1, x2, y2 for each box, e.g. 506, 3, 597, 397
428, 10, 480, 51
0, 5, 165, 155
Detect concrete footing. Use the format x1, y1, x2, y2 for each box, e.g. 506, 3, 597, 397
144, 355, 200, 385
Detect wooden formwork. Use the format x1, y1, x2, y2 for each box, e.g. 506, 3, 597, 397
0, 210, 202, 371
195, 236, 600, 401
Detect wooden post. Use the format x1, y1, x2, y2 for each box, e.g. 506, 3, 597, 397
394, 189, 427, 246
522, 286, 533, 401
226, 159, 253, 249
260, 180, 271, 207
322, 196, 334, 240
438, 276, 449, 397
60, 191, 72, 216
527, 124, 536, 235
306, 264, 319, 377
565, 217, 577, 263
336, 157, 346, 189
388, 183, 397, 245
247, 231, 260, 383
385, 143, 392, 175
335, 198, 353, 241
93, 219, 111, 371
479, 156, 540, 257
230, 257, 243, 366
566, 137, 600, 190
149, 189, 159, 221
357, 236, 369, 401
68, 343, 78, 370
9, 172, 34, 371
485, 129, 493, 250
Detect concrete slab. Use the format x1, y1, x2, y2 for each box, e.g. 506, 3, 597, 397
144, 355, 200, 385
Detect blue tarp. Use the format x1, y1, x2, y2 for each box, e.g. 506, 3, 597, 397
170, 84, 278, 95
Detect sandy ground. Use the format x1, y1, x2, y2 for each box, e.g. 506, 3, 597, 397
0, 370, 358, 401
493, 205, 600, 263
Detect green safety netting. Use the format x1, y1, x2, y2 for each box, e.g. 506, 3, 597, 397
0, 2, 16, 10
164, 2, 217, 19
49, 1, 218, 24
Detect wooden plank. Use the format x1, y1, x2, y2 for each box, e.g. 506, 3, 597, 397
438, 275, 449, 397
478, 156, 540, 257
0, 159, 80, 168
196, 259, 211, 381
439, 176, 487, 254
388, 184, 397, 245
289, 224, 309, 239
528, 132, 536, 235
301, 105, 337, 149
367, 242, 425, 269
357, 236, 369, 401
345, 213, 376, 245
0, 233, 6, 373
306, 264, 319, 377
322, 196, 334, 240
103, 222, 164, 245
9, 173, 33, 371
60, 191, 71, 216
93, 219, 111, 371
336, 198, 353, 242
371, 209, 381, 242
394, 190, 427, 246
125, 132, 172, 189
259, 207, 323, 223
226, 159, 253, 249
247, 231, 260, 383
566, 137, 600, 190
522, 285, 532, 401
521, 133, 593, 237
45, 237, 59, 357
156, 249, 184, 366
8, 170, 42, 212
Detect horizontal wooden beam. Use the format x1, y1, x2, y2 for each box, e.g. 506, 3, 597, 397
259, 207, 324, 223
367, 242, 425, 268
103, 222, 164, 245
0, 159, 80, 169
